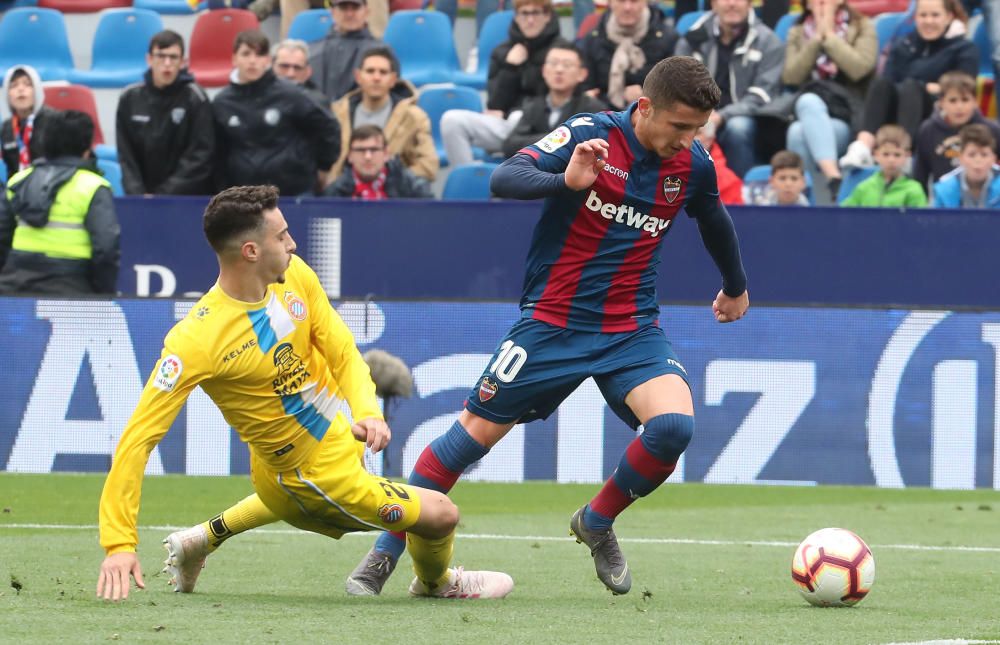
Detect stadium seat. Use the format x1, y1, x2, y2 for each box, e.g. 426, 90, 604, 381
836, 166, 877, 203
742, 164, 815, 205
383, 10, 461, 86
0, 8, 74, 81
68, 9, 165, 88
97, 158, 124, 197
848, 0, 910, 16
42, 84, 105, 146
442, 162, 500, 200
675, 10, 706, 36
576, 11, 601, 39
972, 17, 994, 78
453, 10, 513, 90
390, 0, 422, 9
133, 0, 203, 14
287, 8, 333, 42
188, 9, 260, 88
874, 11, 912, 55
775, 12, 801, 43
38, 0, 130, 12
416, 85, 483, 166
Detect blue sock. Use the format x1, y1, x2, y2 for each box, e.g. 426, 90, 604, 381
582, 504, 614, 531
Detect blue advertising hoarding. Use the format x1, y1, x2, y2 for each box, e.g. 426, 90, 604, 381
1, 297, 996, 489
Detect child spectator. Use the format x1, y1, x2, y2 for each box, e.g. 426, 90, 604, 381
758, 150, 810, 206
841, 125, 928, 207
913, 71, 1000, 190
1, 65, 54, 181
931, 123, 1000, 208
323, 124, 433, 199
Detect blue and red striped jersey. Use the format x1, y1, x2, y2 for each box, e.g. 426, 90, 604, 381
517, 105, 720, 333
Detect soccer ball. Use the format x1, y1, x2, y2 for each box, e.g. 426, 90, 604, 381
791, 528, 875, 607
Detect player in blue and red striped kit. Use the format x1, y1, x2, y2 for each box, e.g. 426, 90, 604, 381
348, 56, 749, 596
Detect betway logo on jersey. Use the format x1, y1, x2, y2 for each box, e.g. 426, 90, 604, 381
585, 191, 671, 237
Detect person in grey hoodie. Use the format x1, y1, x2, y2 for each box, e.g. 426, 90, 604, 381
674, 0, 785, 177
308, 0, 382, 103
1, 64, 56, 181
0, 110, 119, 295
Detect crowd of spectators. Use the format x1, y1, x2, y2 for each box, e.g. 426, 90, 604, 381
1, 0, 1000, 295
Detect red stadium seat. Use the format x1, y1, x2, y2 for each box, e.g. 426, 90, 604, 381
38, 0, 131, 12
188, 9, 260, 88
576, 11, 602, 39
390, 0, 423, 10
42, 84, 105, 146
847, 0, 910, 17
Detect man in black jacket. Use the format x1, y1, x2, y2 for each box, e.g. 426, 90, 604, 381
212, 30, 341, 196
0, 111, 119, 295
441, 0, 565, 167
323, 124, 432, 199
116, 30, 215, 196
577, 0, 677, 110
502, 43, 607, 157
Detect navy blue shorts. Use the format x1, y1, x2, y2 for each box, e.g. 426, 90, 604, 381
465, 318, 689, 430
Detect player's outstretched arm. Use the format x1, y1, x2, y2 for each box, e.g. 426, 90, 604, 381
97, 552, 145, 601
490, 138, 609, 200
693, 200, 749, 322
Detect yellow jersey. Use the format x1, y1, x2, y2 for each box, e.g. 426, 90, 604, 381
99, 255, 381, 554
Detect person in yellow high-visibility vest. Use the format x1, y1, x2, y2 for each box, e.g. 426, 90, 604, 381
0, 110, 120, 295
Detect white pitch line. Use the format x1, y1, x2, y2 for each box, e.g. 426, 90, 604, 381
3, 523, 1000, 554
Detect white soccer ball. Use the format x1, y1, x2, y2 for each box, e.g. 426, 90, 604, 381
791, 528, 875, 607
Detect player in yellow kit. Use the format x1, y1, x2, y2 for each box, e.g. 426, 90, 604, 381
96, 185, 513, 601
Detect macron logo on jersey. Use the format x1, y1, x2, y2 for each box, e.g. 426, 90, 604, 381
585, 190, 671, 237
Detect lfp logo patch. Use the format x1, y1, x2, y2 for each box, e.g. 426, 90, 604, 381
478, 377, 498, 403
378, 503, 405, 524
536, 126, 571, 154
153, 355, 183, 392
663, 176, 682, 204
284, 291, 306, 321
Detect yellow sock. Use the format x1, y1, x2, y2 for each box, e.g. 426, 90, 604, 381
406, 530, 455, 590
199, 494, 278, 552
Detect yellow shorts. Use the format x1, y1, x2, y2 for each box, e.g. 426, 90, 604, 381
250, 425, 422, 539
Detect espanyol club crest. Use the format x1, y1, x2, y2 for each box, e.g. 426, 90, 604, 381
479, 377, 498, 403
284, 291, 306, 321
663, 176, 682, 204
378, 503, 405, 524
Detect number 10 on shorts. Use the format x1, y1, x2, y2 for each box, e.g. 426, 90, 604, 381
489, 340, 528, 383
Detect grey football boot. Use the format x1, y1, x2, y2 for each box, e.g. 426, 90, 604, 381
569, 506, 632, 595
345, 548, 398, 596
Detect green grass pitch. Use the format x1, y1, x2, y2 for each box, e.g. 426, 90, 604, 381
1, 473, 999, 644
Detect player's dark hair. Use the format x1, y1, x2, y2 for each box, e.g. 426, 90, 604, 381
875, 124, 911, 152
642, 56, 720, 112
938, 71, 976, 98
959, 122, 997, 153
148, 29, 185, 55
770, 150, 804, 174
358, 45, 399, 74
203, 185, 280, 254
350, 124, 387, 147
233, 29, 270, 55
42, 110, 93, 159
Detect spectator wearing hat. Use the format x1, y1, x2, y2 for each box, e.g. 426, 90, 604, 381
309, 0, 383, 103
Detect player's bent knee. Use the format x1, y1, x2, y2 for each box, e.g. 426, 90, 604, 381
410, 490, 459, 539
641, 413, 694, 463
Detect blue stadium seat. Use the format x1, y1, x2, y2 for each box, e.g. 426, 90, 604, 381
973, 18, 994, 78
837, 166, 877, 203
874, 11, 912, 54
97, 158, 124, 197
68, 9, 164, 88
442, 162, 500, 200
0, 8, 74, 81
675, 10, 706, 35
743, 164, 815, 205
453, 10, 513, 90
133, 0, 203, 14
288, 8, 334, 43
775, 12, 801, 43
384, 10, 461, 86
416, 85, 483, 166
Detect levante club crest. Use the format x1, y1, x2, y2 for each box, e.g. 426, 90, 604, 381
479, 377, 498, 402
663, 176, 682, 203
